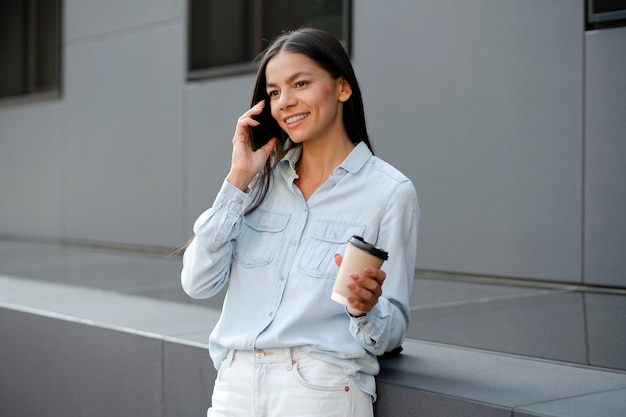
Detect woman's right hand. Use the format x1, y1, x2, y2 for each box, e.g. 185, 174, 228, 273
226, 101, 278, 191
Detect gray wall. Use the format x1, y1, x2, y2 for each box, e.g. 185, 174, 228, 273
354, 0, 584, 283
1, 0, 624, 287
584, 27, 626, 287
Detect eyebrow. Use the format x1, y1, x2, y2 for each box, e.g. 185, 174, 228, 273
266, 71, 314, 88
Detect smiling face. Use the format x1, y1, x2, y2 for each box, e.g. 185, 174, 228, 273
264, 51, 352, 146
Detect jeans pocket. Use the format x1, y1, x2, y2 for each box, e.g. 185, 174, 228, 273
287, 357, 353, 415
291, 357, 349, 391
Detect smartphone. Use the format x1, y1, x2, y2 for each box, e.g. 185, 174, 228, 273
248, 100, 281, 151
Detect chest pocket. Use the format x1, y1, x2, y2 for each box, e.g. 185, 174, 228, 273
234, 209, 290, 267
299, 219, 366, 279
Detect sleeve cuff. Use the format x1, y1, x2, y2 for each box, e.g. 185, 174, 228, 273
217, 179, 252, 215
346, 308, 367, 319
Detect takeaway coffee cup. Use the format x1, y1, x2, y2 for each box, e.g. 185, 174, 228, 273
331, 235, 389, 307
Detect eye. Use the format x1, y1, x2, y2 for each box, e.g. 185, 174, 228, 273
267, 90, 279, 98
295, 80, 308, 88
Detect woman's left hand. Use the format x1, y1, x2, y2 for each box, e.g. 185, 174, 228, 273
334, 254, 386, 316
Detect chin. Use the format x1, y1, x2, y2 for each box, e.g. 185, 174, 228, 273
288, 135, 306, 144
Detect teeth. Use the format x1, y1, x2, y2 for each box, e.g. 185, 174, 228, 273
286, 113, 308, 124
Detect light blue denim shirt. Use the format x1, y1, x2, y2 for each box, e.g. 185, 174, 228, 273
181, 141, 420, 398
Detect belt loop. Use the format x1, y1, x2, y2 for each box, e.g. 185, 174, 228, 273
286, 347, 294, 371
224, 349, 235, 368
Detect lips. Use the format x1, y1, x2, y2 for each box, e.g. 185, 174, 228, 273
285, 113, 309, 124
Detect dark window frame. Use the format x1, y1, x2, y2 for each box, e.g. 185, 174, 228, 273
586, 0, 626, 30
0, 0, 63, 106
187, 0, 351, 81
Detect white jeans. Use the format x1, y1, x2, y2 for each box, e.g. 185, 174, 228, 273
207, 347, 374, 417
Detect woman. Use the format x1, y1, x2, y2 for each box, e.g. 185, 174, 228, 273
182, 28, 419, 417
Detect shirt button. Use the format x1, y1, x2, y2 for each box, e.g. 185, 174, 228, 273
290, 240, 296, 246
237, 198, 244, 205
269, 311, 273, 317
247, 341, 252, 347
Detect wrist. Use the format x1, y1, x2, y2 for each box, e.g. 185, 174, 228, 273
226, 170, 253, 192
346, 308, 366, 318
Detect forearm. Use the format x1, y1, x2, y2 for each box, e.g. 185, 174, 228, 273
349, 297, 408, 356
181, 180, 250, 298
349, 179, 419, 355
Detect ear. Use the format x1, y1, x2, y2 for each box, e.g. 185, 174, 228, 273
337, 77, 353, 103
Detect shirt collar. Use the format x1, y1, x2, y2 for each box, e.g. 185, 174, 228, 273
278, 141, 372, 178
338, 141, 371, 174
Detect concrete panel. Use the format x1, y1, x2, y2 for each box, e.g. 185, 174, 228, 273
585, 293, 626, 370
0, 241, 134, 275
584, 27, 626, 287
3, 273, 626, 417
64, 21, 186, 247
65, 0, 183, 41
514, 388, 626, 417
0, 102, 64, 237
378, 340, 626, 411
375, 383, 510, 417
354, 0, 583, 282
0, 309, 162, 417
408, 292, 587, 365
0, 275, 220, 339
185, 74, 254, 229
162, 340, 216, 417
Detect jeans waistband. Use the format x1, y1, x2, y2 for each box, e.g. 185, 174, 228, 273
231, 347, 309, 364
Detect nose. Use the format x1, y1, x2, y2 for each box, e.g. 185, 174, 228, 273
278, 90, 296, 110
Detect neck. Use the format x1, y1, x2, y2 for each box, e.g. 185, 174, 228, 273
293, 136, 355, 201
297, 137, 355, 180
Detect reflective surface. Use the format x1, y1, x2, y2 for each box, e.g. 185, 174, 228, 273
1, 240, 624, 372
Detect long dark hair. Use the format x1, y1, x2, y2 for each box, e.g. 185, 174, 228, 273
246, 27, 372, 214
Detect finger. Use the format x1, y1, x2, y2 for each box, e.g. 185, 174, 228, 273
351, 273, 383, 297
246, 100, 265, 118
244, 117, 260, 127
334, 254, 343, 267
250, 99, 265, 111
233, 120, 254, 144
237, 115, 260, 132
347, 277, 381, 305
364, 267, 386, 285
235, 102, 265, 131
346, 295, 374, 314
260, 137, 278, 153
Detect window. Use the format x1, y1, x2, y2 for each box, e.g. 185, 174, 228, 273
188, 0, 350, 80
0, 0, 62, 103
587, 0, 626, 30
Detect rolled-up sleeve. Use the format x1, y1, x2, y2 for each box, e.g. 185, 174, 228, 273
348, 179, 420, 355
181, 180, 252, 299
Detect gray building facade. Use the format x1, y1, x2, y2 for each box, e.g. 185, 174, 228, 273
1, 0, 625, 288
